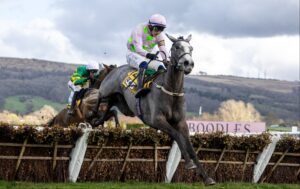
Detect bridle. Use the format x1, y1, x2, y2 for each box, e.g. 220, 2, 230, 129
170, 39, 192, 70
154, 39, 193, 97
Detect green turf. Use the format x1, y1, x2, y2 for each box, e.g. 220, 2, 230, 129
4, 95, 64, 114
0, 181, 299, 189
267, 127, 292, 132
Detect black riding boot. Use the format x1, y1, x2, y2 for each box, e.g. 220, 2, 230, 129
68, 92, 79, 115
135, 68, 150, 98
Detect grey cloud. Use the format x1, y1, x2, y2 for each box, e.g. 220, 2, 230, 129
181, 0, 299, 37
51, 0, 299, 59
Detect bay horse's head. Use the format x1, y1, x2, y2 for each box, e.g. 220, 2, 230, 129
166, 33, 194, 74
90, 64, 116, 88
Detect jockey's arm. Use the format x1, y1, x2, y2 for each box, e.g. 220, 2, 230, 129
157, 40, 169, 61
132, 28, 148, 57
73, 78, 88, 86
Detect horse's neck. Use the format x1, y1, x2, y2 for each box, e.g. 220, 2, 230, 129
91, 69, 109, 88
163, 64, 184, 93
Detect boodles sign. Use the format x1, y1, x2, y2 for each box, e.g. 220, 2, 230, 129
187, 121, 266, 134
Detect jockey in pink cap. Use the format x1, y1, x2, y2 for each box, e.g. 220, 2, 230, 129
126, 14, 169, 98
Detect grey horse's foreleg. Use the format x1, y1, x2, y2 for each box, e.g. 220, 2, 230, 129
101, 109, 120, 127
111, 109, 120, 127
177, 121, 216, 185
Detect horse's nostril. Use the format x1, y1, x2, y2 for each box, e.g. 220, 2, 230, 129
184, 61, 189, 66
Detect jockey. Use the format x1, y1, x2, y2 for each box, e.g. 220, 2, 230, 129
126, 14, 169, 98
67, 62, 101, 115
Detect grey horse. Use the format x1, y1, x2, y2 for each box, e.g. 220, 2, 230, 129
94, 34, 216, 185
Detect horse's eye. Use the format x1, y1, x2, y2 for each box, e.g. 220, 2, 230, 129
175, 46, 180, 50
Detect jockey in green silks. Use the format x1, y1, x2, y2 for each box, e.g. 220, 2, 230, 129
67, 62, 101, 115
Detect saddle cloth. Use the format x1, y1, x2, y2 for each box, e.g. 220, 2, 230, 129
122, 70, 157, 95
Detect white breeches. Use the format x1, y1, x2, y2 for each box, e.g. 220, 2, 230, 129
67, 80, 82, 104
126, 50, 166, 71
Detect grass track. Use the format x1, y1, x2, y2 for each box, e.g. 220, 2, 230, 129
0, 181, 299, 189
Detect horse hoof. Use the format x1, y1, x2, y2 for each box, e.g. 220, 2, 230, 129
204, 177, 216, 186
185, 160, 197, 169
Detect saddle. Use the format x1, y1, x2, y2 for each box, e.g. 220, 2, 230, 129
122, 69, 160, 95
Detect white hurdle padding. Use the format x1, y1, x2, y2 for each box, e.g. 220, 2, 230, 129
165, 141, 182, 183
252, 135, 280, 183
68, 123, 92, 182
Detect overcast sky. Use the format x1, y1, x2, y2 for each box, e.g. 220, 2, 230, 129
0, 0, 299, 81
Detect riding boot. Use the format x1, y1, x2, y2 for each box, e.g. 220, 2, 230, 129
68, 91, 79, 115
135, 68, 150, 98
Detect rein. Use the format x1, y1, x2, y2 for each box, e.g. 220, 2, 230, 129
153, 60, 185, 97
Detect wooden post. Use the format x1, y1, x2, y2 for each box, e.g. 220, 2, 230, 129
14, 137, 28, 177
87, 140, 107, 172
214, 148, 226, 172
119, 142, 132, 180
195, 145, 202, 154
296, 166, 300, 178
261, 148, 289, 183
52, 142, 58, 171
242, 149, 250, 181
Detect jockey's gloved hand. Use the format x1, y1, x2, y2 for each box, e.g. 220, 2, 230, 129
139, 61, 148, 69
146, 53, 158, 60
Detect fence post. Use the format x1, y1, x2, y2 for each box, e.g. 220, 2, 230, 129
252, 135, 280, 183
165, 141, 181, 183
14, 137, 28, 178
68, 123, 92, 182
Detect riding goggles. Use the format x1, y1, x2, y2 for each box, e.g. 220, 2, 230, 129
153, 26, 165, 32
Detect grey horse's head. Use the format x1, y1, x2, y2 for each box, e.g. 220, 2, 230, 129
166, 33, 194, 74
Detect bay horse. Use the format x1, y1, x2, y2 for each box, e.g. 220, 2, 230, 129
93, 34, 216, 185
47, 64, 119, 128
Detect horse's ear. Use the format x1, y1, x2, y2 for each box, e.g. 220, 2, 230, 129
110, 64, 116, 69
186, 34, 192, 42
103, 64, 109, 69
165, 33, 177, 43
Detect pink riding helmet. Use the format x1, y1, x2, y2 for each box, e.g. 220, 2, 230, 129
149, 14, 167, 28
